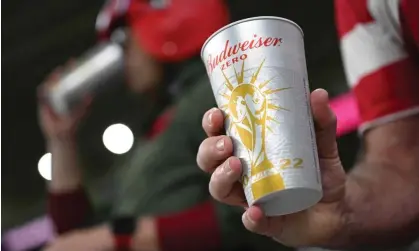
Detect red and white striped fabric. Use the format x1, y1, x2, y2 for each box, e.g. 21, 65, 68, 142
335, 0, 419, 134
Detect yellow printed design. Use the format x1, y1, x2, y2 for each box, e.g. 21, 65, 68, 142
220, 59, 291, 200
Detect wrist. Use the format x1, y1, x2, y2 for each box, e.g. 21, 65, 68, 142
46, 137, 82, 192
47, 137, 77, 151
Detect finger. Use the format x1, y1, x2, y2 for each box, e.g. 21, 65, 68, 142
202, 108, 225, 137
311, 89, 346, 202
43, 102, 60, 122
37, 85, 60, 122
242, 206, 275, 236
71, 95, 93, 120
310, 89, 339, 159
44, 66, 63, 86
209, 157, 246, 206
197, 135, 233, 173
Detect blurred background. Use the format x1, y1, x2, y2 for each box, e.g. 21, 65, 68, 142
2, 0, 360, 250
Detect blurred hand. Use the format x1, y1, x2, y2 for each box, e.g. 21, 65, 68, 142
197, 89, 347, 247
38, 60, 92, 143
43, 226, 113, 251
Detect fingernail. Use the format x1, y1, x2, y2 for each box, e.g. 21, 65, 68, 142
208, 111, 214, 126
216, 138, 225, 151
245, 211, 255, 223
223, 159, 232, 173
208, 108, 218, 126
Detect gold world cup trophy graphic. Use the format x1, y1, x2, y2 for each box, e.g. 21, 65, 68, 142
220, 59, 291, 200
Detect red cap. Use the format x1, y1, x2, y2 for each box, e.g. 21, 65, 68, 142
96, 0, 229, 62
127, 0, 229, 62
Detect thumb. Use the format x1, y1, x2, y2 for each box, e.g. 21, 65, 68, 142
310, 89, 338, 159
310, 89, 345, 202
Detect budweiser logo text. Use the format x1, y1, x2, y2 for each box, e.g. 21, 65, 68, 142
207, 34, 283, 74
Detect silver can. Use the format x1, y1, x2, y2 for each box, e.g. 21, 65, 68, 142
201, 17, 322, 216
46, 29, 126, 115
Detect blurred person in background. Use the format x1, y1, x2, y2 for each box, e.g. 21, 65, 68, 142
39, 0, 198, 235
196, 0, 419, 250
42, 0, 292, 251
